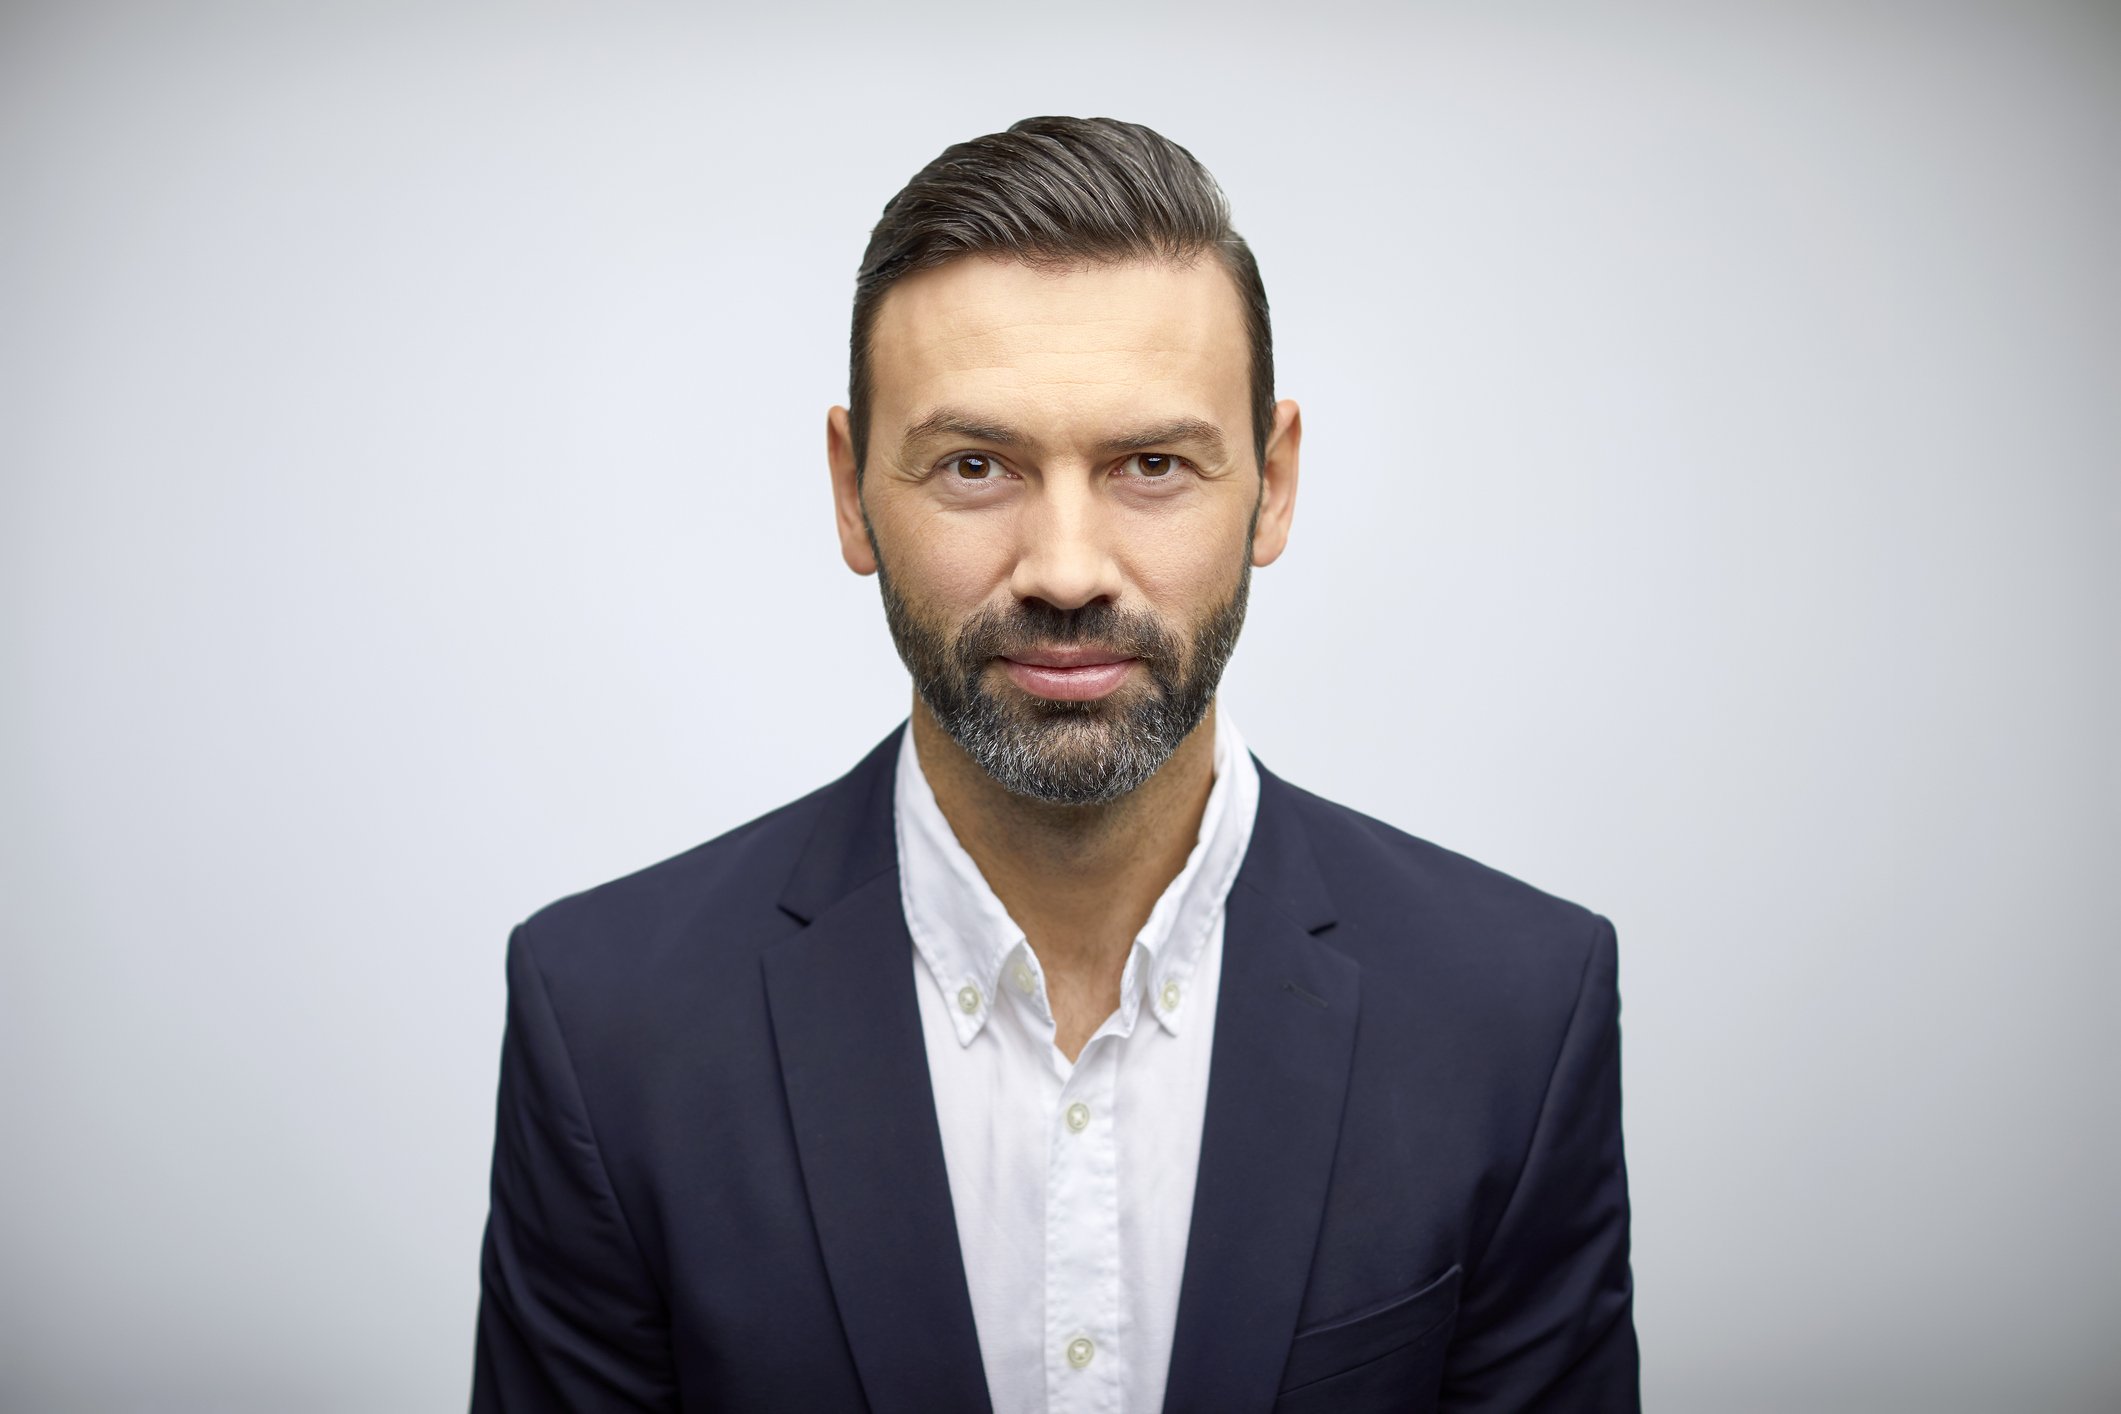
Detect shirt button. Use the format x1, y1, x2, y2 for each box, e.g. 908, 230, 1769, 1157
1066, 1336, 1095, 1369
1160, 978, 1181, 1011
956, 984, 981, 1014
1011, 961, 1036, 994
1065, 1101, 1091, 1132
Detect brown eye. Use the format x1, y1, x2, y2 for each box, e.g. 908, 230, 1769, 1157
955, 455, 994, 479
1121, 453, 1183, 479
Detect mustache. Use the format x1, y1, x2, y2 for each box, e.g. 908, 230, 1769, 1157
952, 599, 1181, 668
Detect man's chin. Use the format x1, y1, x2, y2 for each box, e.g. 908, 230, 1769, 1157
932, 697, 1143, 801
990, 693, 1122, 724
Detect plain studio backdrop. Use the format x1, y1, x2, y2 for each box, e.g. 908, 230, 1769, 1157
3, 1, 2115, 1410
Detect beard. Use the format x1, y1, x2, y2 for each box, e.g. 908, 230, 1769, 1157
874, 553, 1252, 806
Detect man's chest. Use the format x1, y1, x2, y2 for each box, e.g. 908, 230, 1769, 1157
914, 925, 1227, 1414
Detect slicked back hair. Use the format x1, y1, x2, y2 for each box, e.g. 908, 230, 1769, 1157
848, 116, 1273, 485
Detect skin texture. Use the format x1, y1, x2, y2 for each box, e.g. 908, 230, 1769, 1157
826, 254, 1302, 1060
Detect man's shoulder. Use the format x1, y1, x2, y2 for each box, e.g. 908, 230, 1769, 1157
507, 765, 853, 995
1258, 766, 1614, 1003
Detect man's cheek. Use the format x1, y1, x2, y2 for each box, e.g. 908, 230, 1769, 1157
1130, 557, 1227, 624
902, 537, 1007, 610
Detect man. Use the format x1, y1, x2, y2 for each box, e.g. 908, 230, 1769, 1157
472, 116, 1637, 1413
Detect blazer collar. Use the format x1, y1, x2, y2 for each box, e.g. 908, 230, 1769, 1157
1161, 759, 1357, 1414
763, 724, 991, 1414
764, 722, 1356, 1414
1232, 753, 1338, 933
775, 726, 904, 926
775, 720, 1338, 935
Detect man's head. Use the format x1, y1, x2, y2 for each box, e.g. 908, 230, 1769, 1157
826, 116, 1301, 805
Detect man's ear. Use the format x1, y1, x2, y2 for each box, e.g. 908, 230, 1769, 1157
826, 405, 878, 576
1250, 398, 1302, 568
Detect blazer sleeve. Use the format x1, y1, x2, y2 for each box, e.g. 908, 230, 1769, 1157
1440, 915, 1640, 1412
471, 924, 677, 1411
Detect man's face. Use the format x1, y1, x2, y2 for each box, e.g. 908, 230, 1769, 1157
828, 254, 1299, 804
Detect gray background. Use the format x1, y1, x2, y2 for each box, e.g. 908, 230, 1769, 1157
3, 1, 2116, 1410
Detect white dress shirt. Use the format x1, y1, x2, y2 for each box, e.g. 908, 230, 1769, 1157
894, 706, 1261, 1414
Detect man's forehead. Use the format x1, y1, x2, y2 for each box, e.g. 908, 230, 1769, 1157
871, 254, 1248, 382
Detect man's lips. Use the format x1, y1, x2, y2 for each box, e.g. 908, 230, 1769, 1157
1005, 645, 1134, 669
997, 649, 1140, 701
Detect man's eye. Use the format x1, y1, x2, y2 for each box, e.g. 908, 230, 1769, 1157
946, 454, 1000, 480
1120, 453, 1186, 479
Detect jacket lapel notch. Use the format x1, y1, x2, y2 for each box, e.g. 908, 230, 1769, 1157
776, 724, 906, 925
1242, 757, 1339, 934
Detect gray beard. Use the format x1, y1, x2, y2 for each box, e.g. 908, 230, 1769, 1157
874, 557, 1251, 806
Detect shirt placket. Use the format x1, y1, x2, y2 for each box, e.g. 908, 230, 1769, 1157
1045, 1023, 1124, 1414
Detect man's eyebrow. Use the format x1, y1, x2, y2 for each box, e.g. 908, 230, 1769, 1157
897, 409, 1229, 462
898, 409, 1028, 460
1096, 418, 1227, 461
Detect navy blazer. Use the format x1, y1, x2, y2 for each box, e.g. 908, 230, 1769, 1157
472, 725, 1638, 1412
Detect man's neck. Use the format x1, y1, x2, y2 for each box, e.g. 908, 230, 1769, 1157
910, 696, 1219, 1056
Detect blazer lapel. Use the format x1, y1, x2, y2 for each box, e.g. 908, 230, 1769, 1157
762, 727, 994, 1414
1162, 759, 1359, 1414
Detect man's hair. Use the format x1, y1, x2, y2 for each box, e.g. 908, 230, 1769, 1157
848, 115, 1273, 483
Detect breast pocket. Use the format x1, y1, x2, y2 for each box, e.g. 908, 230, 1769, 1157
1272, 1264, 1462, 1414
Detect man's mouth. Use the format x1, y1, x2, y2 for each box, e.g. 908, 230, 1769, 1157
997, 647, 1140, 702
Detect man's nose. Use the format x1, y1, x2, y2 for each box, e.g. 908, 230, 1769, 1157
1005, 477, 1123, 613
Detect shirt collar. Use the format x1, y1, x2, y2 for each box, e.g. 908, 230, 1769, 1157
894, 705, 1261, 1046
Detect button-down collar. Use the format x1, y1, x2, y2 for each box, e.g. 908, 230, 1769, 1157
895, 706, 1259, 1049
